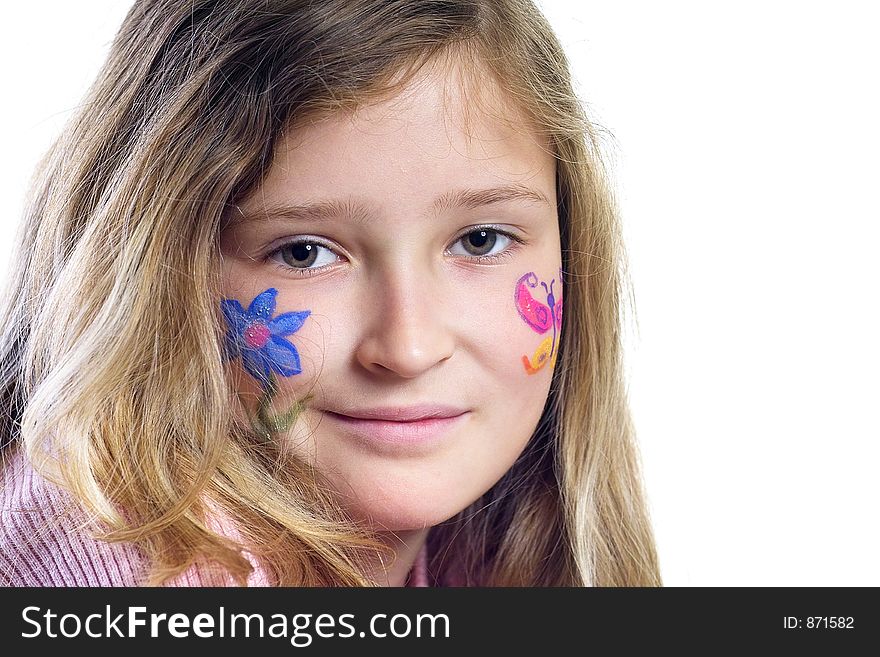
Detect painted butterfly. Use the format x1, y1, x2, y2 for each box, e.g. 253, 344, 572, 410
514, 270, 564, 374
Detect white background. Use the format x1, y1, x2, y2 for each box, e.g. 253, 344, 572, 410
1, 1, 877, 586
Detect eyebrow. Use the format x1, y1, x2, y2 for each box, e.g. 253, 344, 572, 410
227, 184, 551, 227
432, 184, 551, 214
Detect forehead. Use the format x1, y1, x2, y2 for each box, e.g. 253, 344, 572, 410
242, 57, 555, 214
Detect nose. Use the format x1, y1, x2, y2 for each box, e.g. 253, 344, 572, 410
354, 265, 455, 378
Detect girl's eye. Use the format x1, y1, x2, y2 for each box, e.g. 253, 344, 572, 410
448, 227, 518, 260
269, 240, 339, 273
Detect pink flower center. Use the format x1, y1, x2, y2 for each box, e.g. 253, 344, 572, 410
243, 322, 271, 349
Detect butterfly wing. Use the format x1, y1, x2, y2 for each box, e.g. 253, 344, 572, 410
515, 272, 553, 334
522, 336, 554, 374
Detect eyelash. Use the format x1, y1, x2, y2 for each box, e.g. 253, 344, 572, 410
265, 225, 525, 278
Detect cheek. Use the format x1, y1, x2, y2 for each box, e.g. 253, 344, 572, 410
219, 273, 331, 413
515, 268, 564, 375
495, 268, 565, 380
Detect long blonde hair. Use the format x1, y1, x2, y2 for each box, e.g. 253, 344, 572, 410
0, 0, 660, 586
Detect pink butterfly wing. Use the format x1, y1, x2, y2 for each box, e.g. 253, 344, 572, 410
515, 272, 553, 334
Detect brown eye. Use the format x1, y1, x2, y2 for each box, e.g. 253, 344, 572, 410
280, 242, 319, 268
269, 240, 339, 273
460, 229, 497, 256
448, 227, 515, 260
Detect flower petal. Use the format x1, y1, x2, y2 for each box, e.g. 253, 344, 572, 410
241, 348, 271, 385
247, 288, 277, 321
268, 310, 311, 337
220, 298, 249, 334
263, 335, 302, 377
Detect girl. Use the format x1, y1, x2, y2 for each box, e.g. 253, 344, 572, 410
0, 0, 660, 586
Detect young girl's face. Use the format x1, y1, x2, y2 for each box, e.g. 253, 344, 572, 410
219, 60, 562, 532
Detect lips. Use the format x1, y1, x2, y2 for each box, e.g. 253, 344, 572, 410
322, 404, 469, 449
326, 404, 467, 422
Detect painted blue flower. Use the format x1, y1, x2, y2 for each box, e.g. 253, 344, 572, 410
221, 288, 310, 386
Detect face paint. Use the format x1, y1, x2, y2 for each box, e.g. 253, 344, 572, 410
221, 287, 313, 436
514, 271, 563, 374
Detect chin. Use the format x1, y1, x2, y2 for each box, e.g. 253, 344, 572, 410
331, 475, 478, 533
353, 505, 461, 533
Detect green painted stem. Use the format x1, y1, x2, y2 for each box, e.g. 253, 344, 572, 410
253, 373, 313, 439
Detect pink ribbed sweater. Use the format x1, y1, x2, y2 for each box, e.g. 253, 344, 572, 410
0, 449, 428, 587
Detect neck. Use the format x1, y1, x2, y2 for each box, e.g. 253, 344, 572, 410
365, 528, 429, 587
